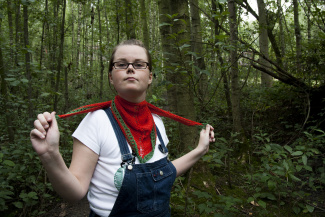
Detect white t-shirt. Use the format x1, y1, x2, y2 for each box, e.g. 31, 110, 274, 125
72, 109, 169, 217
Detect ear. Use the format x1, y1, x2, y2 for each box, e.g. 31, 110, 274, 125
109, 73, 114, 84
148, 71, 153, 85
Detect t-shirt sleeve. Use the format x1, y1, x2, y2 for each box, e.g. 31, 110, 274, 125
72, 110, 108, 155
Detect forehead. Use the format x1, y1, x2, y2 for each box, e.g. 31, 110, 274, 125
114, 45, 148, 61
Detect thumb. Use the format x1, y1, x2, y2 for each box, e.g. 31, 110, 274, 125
50, 111, 58, 129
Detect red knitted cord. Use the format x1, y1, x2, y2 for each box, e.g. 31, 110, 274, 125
58, 98, 202, 126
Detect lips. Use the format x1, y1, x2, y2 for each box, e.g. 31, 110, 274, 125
125, 77, 137, 81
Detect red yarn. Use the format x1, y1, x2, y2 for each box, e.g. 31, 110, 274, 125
58, 97, 202, 127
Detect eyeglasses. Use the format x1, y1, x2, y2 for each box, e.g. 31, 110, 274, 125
113, 61, 149, 70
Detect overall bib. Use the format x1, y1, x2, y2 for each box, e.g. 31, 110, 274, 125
89, 108, 177, 217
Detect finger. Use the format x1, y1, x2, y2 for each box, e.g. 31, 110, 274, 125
34, 119, 47, 135
37, 113, 50, 129
30, 128, 45, 139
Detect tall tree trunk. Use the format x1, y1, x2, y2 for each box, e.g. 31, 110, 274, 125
40, 0, 48, 69
15, 1, 21, 66
75, 2, 82, 84
159, 0, 197, 151
227, 0, 242, 134
293, 0, 302, 73
190, 0, 208, 104
212, 0, 232, 117
125, 0, 136, 39
0, 21, 15, 143
140, 0, 149, 48
54, 0, 66, 112
115, 0, 120, 44
257, 0, 273, 87
277, 0, 285, 61
98, 0, 104, 100
23, 2, 33, 123
6, 0, 14, 65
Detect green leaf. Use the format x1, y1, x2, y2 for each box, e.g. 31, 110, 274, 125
13, 202, 23, 209
292, 151, 303, 156
159, 22, 171, 27
40, 93, 50, 97
289, 173, 301, 182
257, 200, 266, 208
3, 160, 15, 167
306, 204, 314, 213
302, 155, 307, 166
284, 145, 292, 153
21, 78, 29, 83
293, 206, 301, 214
296, 165, 303, 172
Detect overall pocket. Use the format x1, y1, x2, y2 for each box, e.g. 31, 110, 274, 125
136, 163, 175, 213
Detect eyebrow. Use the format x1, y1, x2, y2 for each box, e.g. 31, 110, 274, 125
115, 58, 147, 62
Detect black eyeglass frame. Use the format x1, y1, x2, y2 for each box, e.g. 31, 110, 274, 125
112, 61, 149, 70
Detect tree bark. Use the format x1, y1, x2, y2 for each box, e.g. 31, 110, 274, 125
293, 0, 302, 73
98, 0, 104, 100
6, 0, 14, 65
15, 1, 21, 66
23, 2, 33, 123
158, 0, 198, 151
212, 0, 232, 117
140, 0, 150, 48
54, 0, 66, 112
257, 0, 273, 87
190, 0, 208, 104
0, 21, 14, 143
228, 0, 242, 134
125, 0, 136, 39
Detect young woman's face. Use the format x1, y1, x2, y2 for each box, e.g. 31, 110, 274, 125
109, 45, 153, 102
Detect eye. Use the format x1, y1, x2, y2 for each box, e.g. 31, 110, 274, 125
134, 62, 145, 68
116, 62, 127, 67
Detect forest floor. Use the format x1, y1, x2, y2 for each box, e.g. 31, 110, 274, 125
42, 196, 90, 217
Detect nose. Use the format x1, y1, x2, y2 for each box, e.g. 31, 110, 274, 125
127, 64, 135, 73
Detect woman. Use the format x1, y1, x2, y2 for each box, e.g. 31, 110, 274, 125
30, 39, 215, 217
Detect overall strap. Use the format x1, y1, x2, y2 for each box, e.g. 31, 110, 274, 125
104, 108, 134, 164
156, 126, 168, 154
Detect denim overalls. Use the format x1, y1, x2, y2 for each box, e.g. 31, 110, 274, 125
89, 108, 177, 217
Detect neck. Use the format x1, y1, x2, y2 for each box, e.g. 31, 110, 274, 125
118, 93, 146, 104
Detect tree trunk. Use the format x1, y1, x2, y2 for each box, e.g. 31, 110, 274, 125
257, 0, 273, 87
125, 0, 136, 39
23, 3, 33, 123
212, 0, 232, 117
6, 0, 14, 65
54, 0, 66, 112
293, 0, 302, 73
15, 1, 21, 66
40, 0, 48, 69
0, 21, 15, 143
140, 0, 150, 48
190, 0, 208, 104
227, 0, 242, 134
277, 0, 286, 70
158, 0, 198, 151
75, 2, 82, 84
98, 0, 104, 100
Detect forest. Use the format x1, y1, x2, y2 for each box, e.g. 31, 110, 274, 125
0, 0, 324, 216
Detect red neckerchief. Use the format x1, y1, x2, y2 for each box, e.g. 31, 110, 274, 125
111, 95, 155, 160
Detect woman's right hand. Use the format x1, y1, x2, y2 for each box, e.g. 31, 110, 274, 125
30, 112, 60, 157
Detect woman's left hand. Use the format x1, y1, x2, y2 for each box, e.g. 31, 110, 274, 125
197, 124, 215, 155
